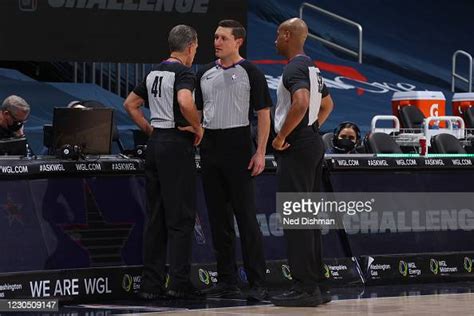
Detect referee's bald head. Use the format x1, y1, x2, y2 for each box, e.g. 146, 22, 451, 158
279, 18, 308, 46
168, 24, 198, 53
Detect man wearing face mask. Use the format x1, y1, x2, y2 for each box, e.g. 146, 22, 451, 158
0, 95, 30, 138
326, 122, 361, 154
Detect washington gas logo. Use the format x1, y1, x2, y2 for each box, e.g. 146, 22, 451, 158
324, 264, 331, 279
430, 259, 439, 275
198, 269, 210, 285
238, 267, 248, 283
464, 257, 472, 273
281, 265, 292, 281
122, 274, 132, 292
398, 261, 408, 277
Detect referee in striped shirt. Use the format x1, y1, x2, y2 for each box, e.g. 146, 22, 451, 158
124, 25, 203, 300
196, 20, 272, 301
270, 18, 334, 307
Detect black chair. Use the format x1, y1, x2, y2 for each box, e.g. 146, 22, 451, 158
466, 138, 474, 154
430, 133, 466, 154
365, 132, 402, 154
399, 105, 425, 129
355, 144, 366, 153
321, 132, 334, 152
463, 107, 474, 128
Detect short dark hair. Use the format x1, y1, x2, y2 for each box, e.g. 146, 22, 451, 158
168, 24, 197, 52
218, 19, 246, 39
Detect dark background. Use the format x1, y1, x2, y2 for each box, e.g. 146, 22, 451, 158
0, 0, 247, 63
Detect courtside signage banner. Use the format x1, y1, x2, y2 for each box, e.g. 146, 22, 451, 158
0, 0, 247, 63
362, 252, 474, 284
0, 266, 142, 301
191, 259, 364, 287
328, 156, 474, 170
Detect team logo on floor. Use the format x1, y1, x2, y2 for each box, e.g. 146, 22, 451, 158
430, 259, 439, 275
3, 194, 24, 226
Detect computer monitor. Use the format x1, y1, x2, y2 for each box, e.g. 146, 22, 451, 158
52, 107, 114, 155
0, 137, 27, 156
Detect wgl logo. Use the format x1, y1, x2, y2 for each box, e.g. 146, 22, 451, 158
19, 0, 37, 11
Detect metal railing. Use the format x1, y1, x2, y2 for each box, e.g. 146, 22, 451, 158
299, 2, 363, 64
73, 62, 151, 98
73, 62, 205, 98
452, 50, 473, 92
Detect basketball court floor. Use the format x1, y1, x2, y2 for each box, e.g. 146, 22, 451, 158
36, 281, 474, 315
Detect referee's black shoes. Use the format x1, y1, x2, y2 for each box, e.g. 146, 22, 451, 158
202, 282, 241, 298
271, 286, 331, 307
137, 288, 167, 300
165, 284, 205, 300
246, 286, 269, 302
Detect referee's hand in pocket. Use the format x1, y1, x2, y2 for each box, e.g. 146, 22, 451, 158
193, 126, 204, 146
178, 125, 204, 146
272, 134, 290, 151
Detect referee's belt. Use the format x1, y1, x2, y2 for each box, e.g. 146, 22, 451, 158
286, 122, 320, 143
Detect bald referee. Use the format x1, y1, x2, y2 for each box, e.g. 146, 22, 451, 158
270, 18, 334, 307
196, 20, 272, 301
124, 25, 203, 300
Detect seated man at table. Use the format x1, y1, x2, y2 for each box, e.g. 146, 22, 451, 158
0, 95, 30, 139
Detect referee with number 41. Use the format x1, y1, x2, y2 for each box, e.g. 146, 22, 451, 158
124, 25, 203, 300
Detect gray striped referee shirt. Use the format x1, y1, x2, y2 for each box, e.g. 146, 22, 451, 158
195, 59, 273, 129
133, 61, 195, 128
275, 55, 329, 134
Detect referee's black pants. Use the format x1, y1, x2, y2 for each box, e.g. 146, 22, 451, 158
200, 126, 266, 287
275, 125, 325, 292
142, 128, 196, 292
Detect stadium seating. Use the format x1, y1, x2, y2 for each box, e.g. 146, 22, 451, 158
430, 133, 467, 154
365, 132, 402, 154
399, 105, 425, 129
464, 107, 474, 129
322, 132, 334, 151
